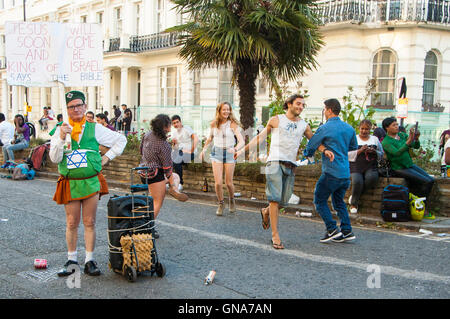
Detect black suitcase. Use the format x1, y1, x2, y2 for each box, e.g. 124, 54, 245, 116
381, 185, 411, 222
107, 167, 166, 282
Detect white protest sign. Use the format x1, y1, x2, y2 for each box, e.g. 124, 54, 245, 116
5, 22, 103, 87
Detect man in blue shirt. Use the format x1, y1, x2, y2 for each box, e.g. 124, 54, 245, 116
304, 98, 358, 243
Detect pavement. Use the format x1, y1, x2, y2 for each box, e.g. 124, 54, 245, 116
31, 169, 450, 234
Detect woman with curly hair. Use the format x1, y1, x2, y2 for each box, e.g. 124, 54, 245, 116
139, 114, 188, 236
200, 102, 244, 216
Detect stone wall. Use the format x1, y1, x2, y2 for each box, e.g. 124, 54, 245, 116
1, 150, 448, 216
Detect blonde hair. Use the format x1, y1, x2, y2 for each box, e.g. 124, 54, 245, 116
212, 102, 239, 128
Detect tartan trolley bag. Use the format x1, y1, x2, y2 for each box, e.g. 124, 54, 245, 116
107, 167, 166, 282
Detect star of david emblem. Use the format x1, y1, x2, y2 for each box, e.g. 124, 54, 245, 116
66, 149, 88, 169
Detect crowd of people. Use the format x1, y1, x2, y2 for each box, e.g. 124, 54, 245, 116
0, 90, 449, 276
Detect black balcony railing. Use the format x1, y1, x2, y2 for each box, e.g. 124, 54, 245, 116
130, 32, 179, 53
314, 0, 450, 25
108, 37, 120, 52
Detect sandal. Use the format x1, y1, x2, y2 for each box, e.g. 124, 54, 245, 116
271, 240, 284, 250
260, 208, 270, 230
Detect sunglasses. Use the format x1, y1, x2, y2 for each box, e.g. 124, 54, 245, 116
67, 103, 85, 110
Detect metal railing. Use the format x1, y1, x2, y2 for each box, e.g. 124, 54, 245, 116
108, 37, 120, 52
130, 32, 179, 53
314, 0, 450, 25
136, 105, 240, 139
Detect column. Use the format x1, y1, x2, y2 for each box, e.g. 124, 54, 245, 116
18, 87, 25, 115
103, 69, 112, 115
1, 80, 8, 118
51, 86, 60, 114
40, 88, 47, 108
120, 1, 133, 50
58, 84, 68, 122
120, 67, 128, 106
11, 86, 19, 118
88, 86, 96, 112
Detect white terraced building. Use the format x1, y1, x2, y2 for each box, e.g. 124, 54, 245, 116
0, 0, 449, 140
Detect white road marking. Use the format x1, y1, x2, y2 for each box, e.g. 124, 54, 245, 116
158, 220, 450, 285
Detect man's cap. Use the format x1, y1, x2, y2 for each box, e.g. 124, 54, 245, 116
65, 90, 86, 105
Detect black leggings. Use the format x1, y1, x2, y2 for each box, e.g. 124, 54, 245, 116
392, 165, 434, 201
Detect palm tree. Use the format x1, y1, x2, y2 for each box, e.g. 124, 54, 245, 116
169, 0, 323, 130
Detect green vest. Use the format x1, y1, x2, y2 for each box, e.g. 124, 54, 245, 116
58, 122, 103, 199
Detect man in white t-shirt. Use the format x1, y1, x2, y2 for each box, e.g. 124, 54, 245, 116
0, 113, 15, 150
171, 115, 198, 190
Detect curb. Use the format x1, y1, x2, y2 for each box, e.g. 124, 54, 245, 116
33, 171, 450, 234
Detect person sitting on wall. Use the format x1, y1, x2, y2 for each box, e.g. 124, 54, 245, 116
39, 107, 53, 131
2, 114, 31, 164
381, 117, 435, 210
348, 120, 384, 214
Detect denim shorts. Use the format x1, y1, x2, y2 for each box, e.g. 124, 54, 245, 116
265, 161, 296, 207
210, 146, 235, 164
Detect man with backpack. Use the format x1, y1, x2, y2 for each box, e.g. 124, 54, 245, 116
304, 98, 358, 243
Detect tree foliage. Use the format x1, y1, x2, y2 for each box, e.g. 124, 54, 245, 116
169, 0, 324, 129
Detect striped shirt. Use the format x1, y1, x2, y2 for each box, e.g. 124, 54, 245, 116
139, 131, 173, 179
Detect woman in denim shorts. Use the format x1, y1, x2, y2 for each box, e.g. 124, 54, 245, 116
200, 102, 244, 216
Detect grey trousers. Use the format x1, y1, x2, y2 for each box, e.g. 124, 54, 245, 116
350, 169, 379, 206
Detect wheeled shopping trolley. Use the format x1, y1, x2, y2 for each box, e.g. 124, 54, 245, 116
107, 167, 165, 282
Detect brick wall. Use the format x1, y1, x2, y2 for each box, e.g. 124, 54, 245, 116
2, 150, 448, 216
182, 164, 405, 216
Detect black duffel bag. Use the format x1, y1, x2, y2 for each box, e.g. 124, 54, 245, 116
381, 184, 411, 222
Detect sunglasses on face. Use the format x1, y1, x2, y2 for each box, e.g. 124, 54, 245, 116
67, 103, 85, 110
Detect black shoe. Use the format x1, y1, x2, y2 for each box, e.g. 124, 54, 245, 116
84, 260, 101, 276
153, 229, 160, 239
57, 260, 79, 277
332, 231, 356, 243
320, 228, 342, 243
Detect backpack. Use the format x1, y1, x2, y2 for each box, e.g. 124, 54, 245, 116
26, 122, 36, 139
381, 185, 411, 222
28, 143, 50, 171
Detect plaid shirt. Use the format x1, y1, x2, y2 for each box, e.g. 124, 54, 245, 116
139, 131, 173, 179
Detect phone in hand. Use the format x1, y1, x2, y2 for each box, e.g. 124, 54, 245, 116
413, 121, 419, 139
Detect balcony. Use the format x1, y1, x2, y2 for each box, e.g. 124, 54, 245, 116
314, 0, 450, 25
108, 38, 120, 52
130, 32, 179, 53
106, 32, 179, 54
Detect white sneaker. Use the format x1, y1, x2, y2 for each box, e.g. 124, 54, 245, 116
348, 195, 352, 205
178, 184, 183, 191
350, 207, 358, 214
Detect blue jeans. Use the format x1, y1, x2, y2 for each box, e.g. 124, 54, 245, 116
2, 139, 29, 162
392, 165, 434, 203
314, 173, 352, 233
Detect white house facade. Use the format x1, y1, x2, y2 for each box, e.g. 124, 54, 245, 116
0, 0, 448, 132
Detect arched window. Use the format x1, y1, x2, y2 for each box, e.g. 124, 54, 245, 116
422, 51, 438, 107
371, 50, 397, 107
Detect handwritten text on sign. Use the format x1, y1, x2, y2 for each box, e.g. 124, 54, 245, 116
5, 22, 103, 87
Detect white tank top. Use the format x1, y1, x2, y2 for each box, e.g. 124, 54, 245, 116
212, 121, 235, 148
266, 114, 307, 165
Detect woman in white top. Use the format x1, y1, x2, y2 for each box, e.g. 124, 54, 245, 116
348, 120, 384, 214
200, 102, 244, 216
